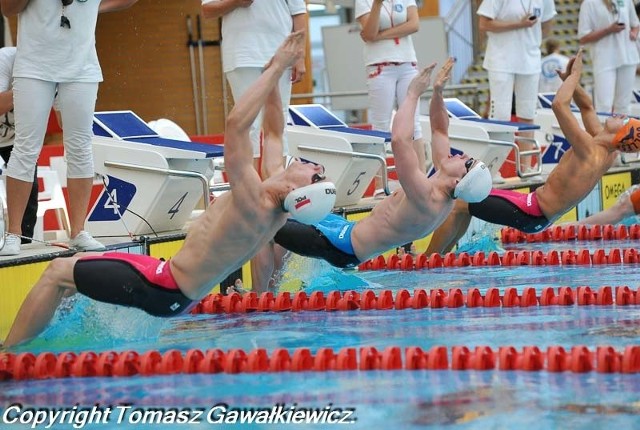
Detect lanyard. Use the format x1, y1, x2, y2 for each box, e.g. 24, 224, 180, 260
380, 0, 400, 45
519, 0, 532, 15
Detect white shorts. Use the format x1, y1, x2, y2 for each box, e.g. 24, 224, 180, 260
487, 71, 539, 121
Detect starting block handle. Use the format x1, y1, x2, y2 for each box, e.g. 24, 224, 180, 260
103, 161, 210, 209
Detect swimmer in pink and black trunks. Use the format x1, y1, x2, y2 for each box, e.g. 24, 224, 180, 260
73, 252, 194, 317
3, 33, 338, 348
426, 48, 640, 253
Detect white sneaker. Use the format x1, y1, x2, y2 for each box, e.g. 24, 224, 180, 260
69, 231, 106, 251
0, 234, 20, 256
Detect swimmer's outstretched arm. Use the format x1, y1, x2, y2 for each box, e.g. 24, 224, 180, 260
391, 63, 436, 195
224, 31, 304, 185
555, 51, 602, 137
261, 84, 286, 179
552, 49, 593, 150
429, 58, 455, 171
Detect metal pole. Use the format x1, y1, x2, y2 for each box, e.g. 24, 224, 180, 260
197, 15, 209, 135
186, 15, 202, 135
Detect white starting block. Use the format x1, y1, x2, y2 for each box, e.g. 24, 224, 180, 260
421, 98, 542, 179
87, 111, 224, 237
536, 93, 640, 170
287, 104, 388, 206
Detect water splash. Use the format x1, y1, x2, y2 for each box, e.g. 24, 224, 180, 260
275, 252, 370, 294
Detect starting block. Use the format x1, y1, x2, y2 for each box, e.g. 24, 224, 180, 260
87, 110, 224, 237
288, 104, 388, 206
421, 98, 542, 179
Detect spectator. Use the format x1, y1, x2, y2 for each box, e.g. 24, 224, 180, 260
0, 0, 140, 256
579, 0, 639, 114
539, 38, 569, 93
355, 0, 427, 196
478, 0, 556, 171
0, 46, 37, 245
201, 0, 307, 173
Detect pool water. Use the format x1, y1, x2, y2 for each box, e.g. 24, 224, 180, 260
3, 254, 640, 429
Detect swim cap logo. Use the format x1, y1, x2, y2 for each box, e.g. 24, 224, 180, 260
613, 118, 640, 153
294, 195, 311, 210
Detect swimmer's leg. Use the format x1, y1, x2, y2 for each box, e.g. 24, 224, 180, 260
425, 199, 472, 254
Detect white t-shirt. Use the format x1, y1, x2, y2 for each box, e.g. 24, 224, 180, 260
539, 52, 569, 93
13, 0, 102, 82
578, 0, 640, 74
0, 47, 16, 148
204, 0, 307, 73
354, 0, 418, 66
478, 0, 556, 74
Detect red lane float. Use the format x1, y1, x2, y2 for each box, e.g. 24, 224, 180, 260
501, 224, 640, 244
3, 344, 640, 381
189, 285, 640, 315
357, 247, 640, 271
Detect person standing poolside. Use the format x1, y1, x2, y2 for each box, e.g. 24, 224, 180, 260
0, 0, 140, 256
201, 0, 306, 172
478, 0, 556, 171
355, 0, 427, 195
260, 59, 492, 276
578, 0, 640, 114
0, 47, 38, 245
2, 32, 337, 348
426, 49, 640, 254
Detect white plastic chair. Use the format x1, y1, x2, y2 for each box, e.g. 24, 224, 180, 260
34, 167, 70, 242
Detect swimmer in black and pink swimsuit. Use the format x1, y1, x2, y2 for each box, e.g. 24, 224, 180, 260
74, 252, 195, 317
468, 188, 551, 234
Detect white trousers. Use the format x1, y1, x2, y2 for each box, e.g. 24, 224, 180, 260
226, 67, 292, 158
7, 77, 98, 181
487, 71, 539, 121
366, 62, 422, 139
593, 64, 636, 114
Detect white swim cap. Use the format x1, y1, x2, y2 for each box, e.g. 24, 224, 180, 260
283, 181, 337, 224
453, 160, 492, 203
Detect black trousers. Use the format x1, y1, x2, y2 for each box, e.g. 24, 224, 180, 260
0, 145, 39, 243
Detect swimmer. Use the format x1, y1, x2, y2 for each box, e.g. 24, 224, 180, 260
574, 184, 640, 225
3, 32, 337, 348
253, 58, 492, 282
427, 49, 640, 254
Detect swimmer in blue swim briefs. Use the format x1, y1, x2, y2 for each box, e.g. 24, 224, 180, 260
3, 33, 338, 348
252, 59, 493, 284
427, 49, 640, 254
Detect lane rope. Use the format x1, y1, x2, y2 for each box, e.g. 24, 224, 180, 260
500, 224, 640, 244
357, 247, 640, 272
2, 344, 639, 381
190, 285, 639, 314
